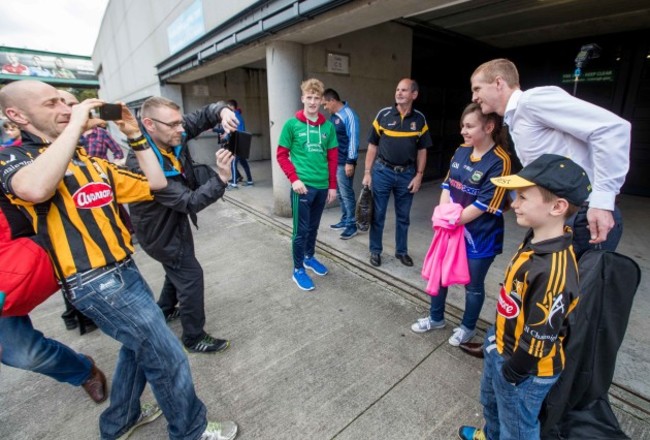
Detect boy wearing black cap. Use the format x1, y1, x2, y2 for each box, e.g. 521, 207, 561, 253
458, 154, 592, 440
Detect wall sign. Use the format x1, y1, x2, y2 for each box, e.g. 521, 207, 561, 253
327, 53, 350, 75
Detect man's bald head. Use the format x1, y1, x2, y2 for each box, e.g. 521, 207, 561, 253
0, 80, 71, 141
58, 90, 79, 107
0, 80, 54, 117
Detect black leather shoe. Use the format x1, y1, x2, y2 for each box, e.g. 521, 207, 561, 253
395, 254, 414, 267
82, 355, 108, 403
459, 342, 484, 359
370, 253, 381, 267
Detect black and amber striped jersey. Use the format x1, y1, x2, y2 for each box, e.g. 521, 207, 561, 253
0, 132, 153, 278
495, 227, 579, 377
368, 105, 433, 166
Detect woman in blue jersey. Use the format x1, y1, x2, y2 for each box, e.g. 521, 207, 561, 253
411, 103, 511, 346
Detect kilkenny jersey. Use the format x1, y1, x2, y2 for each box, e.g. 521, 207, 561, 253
442, 144, 510, 258
495, 228, 580, 377
0, 132, 153, 278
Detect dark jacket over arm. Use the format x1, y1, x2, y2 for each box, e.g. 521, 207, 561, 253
126, 102, 228, 266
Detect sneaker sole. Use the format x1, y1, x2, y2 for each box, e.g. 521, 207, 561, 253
410, 322, 446, 333
117, 408, 163, 440
303, 264, 328, 276
448, 332, 476, 347
292, 276, 315, 291
340, 232, 358, 240
329, 225, 346, 230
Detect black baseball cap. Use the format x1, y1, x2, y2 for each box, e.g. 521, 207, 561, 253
490, 154, 591, 206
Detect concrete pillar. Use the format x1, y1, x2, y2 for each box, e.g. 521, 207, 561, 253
266, 41, 303, 217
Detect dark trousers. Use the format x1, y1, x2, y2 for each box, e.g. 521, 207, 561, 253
157, 239, 206, 347
290, 186, 328, 269
570, 204, 623, 258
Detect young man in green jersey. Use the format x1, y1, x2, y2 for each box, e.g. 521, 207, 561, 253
276, 78, 338, 291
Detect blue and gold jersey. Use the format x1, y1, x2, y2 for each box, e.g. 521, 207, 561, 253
442, 144, 510, 258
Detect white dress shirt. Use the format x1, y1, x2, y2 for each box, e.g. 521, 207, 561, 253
504, 87, 631, 210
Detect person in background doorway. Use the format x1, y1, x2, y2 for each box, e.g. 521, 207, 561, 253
221, 99, 253, 189
322, 88, 360, 240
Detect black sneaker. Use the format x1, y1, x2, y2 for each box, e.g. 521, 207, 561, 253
163, 307, 181, 322
185, 334, 230, 353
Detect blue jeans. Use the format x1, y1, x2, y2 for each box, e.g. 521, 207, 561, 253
66, 259, 207, 440
369, 161, 415, 255
230, 157, 252, 184
0, 315, 91, 385
430, 256, 495, 331
480, 327, 559, 440
290, 186, 328, 269
336, 165, 356, 227
569, 205, 623, 258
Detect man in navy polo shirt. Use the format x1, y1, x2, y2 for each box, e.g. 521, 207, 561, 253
362, 78, 432, 267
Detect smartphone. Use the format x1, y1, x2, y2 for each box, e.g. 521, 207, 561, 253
98, 103, 123, 121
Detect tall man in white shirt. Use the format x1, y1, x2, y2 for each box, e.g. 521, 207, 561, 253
469, 58, 632, 439
470, 58, 630, 257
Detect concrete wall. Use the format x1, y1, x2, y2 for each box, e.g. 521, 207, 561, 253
93, 0, 256, 104
303, 21, 413, 190
182, 21, 412, 169
305, 21, 413, 140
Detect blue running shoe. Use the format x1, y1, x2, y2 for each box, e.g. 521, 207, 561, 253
330, 221, 346, 230
293, 268, 315, 291
457, 426, 486, 440
340, 225, 358, 240
303, 256, 328, 276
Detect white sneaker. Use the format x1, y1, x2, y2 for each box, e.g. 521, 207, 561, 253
448, 327, 476, 346
117, 403, 163, 440
201, 421, 238, 440
410, 317, 446, 333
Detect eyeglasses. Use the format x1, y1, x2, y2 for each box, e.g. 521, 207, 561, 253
149, 117, 184, 129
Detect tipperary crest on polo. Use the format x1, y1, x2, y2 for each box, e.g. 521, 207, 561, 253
471, 170, 483, 182
72, 182, 114, 208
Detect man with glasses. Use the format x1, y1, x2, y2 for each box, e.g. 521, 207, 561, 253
0, 80, 239, 440
126, 97, 239, 354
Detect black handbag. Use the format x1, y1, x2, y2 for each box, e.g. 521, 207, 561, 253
355, 185, 373, 231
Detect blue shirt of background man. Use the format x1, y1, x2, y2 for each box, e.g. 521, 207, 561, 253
330, 102, 360, 166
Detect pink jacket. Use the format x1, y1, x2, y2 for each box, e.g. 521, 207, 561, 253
421, 203, 470, 296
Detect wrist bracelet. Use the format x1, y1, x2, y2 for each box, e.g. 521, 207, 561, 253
127, 135, 150, 151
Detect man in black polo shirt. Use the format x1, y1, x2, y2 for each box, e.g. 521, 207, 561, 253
362, 78, 432, 267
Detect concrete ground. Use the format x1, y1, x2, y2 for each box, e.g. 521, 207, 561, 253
0, 160, 648, 439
